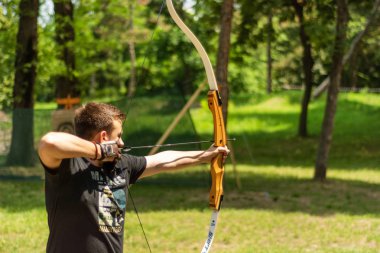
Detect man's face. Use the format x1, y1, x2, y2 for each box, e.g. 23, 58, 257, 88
107, 120, 124, 148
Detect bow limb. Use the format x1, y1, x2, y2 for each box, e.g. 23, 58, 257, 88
166, 0, 226, 212
166, 0, 218, 91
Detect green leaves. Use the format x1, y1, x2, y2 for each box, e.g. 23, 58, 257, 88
1, 0, 379, 105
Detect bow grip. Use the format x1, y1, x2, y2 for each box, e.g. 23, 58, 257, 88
207, 90, 226, 210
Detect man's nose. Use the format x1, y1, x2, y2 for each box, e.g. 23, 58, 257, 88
117, 138, 124, 147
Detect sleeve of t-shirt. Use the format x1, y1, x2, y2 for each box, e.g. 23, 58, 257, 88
39, 156, 70, 176
122, 154, 147, 184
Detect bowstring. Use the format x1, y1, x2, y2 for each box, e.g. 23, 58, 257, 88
128, 188, 152, 253
124, 1, 166, 252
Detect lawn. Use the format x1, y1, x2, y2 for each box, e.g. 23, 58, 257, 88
0, 91, 379, 252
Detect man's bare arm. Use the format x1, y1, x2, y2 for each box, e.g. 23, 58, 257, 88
140, 146, 229, 178
38, 132, 98, 169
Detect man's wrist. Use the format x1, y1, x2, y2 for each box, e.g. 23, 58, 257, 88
90, 142, 101, 160
95, 143, 101, 160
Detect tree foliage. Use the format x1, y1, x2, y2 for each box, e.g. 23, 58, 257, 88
0, 0, 19, 109
0, 0, 379, 108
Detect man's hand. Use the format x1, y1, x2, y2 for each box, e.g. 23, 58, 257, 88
202, 145, 230, 164
99, 141, 121, 161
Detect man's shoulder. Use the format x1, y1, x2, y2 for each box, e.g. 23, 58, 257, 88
119, 153, 144, 162
44, 157, 90, 176
117, 154, 146, 170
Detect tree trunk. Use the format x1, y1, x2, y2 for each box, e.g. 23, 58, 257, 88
6, 0, 39, 166
266, 11, 273, 94
292, 0, 314, 138
216, 0, 234, 127
53, 0, 78, 100
127, 0, 137, 98
314, 0, 348, 181
348, 43, 361, 89
312, 0, 380, 99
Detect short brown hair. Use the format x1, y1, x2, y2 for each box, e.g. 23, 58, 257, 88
74, 102, 126, 140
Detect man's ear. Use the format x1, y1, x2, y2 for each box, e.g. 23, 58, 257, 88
100, 130, 109, 141
92, 131, 107, 143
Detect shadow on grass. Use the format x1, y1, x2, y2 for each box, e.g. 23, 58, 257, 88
228, 94, 380, 170
0, 179, 45, 212
231, 131, 380, 170
126, 170, 380, 217
1, 168, 379, 217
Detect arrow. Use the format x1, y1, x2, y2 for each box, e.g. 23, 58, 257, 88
121, 138, 236, 153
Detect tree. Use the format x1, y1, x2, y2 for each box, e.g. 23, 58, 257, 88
312, 0, 380, 98
216, 0, 234, 125
292, 0, 315, 137
347, 43, 361, 89
7, 0, 39, 166
53, 0, 79, 99
266, 10, 273, 94
314, 0, 349, 181
78, 0, 138, 95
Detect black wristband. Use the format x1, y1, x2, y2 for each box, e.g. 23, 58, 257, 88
99, 143, 105, 160
90, 142, 98, 160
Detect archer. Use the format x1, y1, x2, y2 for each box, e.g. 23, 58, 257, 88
38, 102, 229, 253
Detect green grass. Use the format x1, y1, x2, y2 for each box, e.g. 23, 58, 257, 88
0, 91, 379, 252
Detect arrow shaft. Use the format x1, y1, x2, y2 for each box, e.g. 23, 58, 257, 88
122, 138, 235, 152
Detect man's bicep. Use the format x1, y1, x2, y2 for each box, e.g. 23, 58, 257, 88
144, 156, 156, 169
138, 154, 175, 178
138, 156, 159, 179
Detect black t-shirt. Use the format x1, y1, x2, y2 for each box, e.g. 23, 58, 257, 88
42, 154, 146, 253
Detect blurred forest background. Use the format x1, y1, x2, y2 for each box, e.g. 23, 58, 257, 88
1, 1, 380, 252
1, 0, 379, 105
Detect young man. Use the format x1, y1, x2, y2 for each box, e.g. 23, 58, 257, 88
38, 102, 229, 253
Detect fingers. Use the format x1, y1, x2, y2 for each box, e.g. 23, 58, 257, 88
222, 155, 228, 164
216, 146, 230, 164
222, 147, 229, 164
99, 141, 121, 160
218, 146, 230, 155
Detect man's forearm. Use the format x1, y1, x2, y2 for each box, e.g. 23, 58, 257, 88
40, 132, 97, 159
154, 150, 206, 167
38, 132, 98, 168
142, 150, 208, 178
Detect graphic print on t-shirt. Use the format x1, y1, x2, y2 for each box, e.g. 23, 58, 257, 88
91, 170, 126, 233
